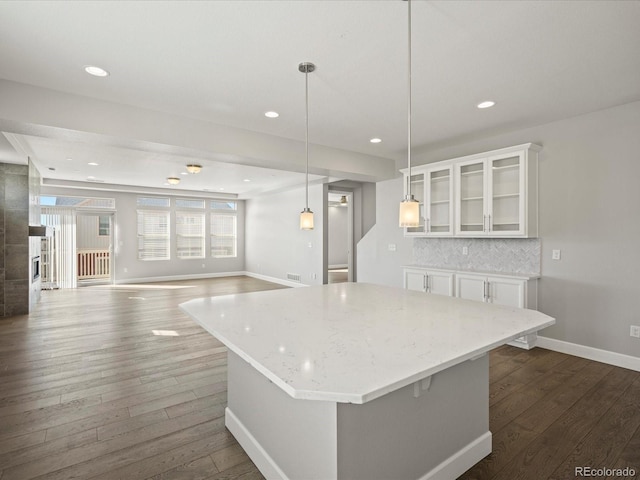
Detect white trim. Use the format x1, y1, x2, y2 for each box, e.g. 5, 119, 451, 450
421, 431, 492, 480
243, 271, 309, 288
225, 407, 289, 480
538, 336, 640, 372
115, 271, 246, 285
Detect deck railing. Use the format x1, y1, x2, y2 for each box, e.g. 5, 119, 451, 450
77, 249, 110, 280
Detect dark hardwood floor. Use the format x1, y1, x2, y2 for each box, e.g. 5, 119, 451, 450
0, 276, 638, 479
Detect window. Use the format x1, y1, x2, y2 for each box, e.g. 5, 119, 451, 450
176, 198, 205, 209
176, 211, 205, 259
137, 210, 170, 260
137, 197, 170, 208
211, 213, 236, 258
210, 200, 237, 210
98, 216, 110, 236
41, 195, 115, 209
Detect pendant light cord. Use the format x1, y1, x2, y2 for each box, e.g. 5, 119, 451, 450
407, 0, 412, 200
305, 68, 310, 210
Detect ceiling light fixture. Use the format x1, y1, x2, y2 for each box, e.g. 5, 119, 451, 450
84, 65, 109, 77
399, 0, 420, 228
186, 164, 202, 174
88, 162, 99, 166
477, 100, 495, 109
167, 177, 180, 185
265, 111, 280, 118
370, 138, 382, 144
299, 61, 315, 230
340, 195, 348, 205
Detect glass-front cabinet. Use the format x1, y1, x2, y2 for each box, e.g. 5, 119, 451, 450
453, 144, 540, 237
402, 165, 453, 237
402, 143, 540, 238
455, 151, 526, 236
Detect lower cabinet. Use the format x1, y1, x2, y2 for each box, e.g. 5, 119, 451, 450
404, 268, 454, 297
404, 267, 539, 349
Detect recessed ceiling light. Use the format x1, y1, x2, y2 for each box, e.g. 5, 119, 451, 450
243, 179, 251, 182
87, 176, 95, 180
477, 101, 495, 109
370, 138, 382, 144
180, 172, 188, 176
88, 162, 99, 166
264, 111, 279, 118
219, 188, 225, 191
84, 65, 110, 77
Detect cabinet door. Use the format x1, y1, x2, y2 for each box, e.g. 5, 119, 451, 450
455, 159, 487, 236
404, 171, 427, 236
405, 270, 427, 292
487, 152, 525, 236
425, 166, 453, 236
488, 277, 525, 307
455, 274, 486, 302
427, 271, 454, 296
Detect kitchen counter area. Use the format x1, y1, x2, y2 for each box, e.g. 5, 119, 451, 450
180, 282, 555, 479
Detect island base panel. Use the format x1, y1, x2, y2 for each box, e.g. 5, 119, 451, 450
225, 351, 492, 479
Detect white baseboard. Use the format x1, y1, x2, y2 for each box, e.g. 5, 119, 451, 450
226, 407, 289, 480
328, 264, 348, 270
115, 271, 246, 285
421, 431, 492, 480
537, 336, 640, 372
243, 271, 308, 288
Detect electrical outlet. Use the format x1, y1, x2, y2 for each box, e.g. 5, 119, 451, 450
462, 246, 469, 255
312, 273, 317, 280
631, 325, 640, 338
552, 249, 561, 260
388, 244, 397, 252
123, 267, 128, 273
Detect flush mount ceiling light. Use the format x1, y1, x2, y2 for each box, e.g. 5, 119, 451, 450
399, 0, 420, 228
186, 164, 202, 174
265, 111, 280, 118
84, 65, 109, 77
299, 61, 316, 231
477, 100, 495, 109
166, 177, 180, 185
340, 195, 348, 205
370, 138, 383, 144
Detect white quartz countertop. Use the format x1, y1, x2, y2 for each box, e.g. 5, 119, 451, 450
403, 264, 541, 280
180, 283, 554, 404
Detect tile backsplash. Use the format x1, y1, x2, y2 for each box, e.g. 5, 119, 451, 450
413, 238, 540, 275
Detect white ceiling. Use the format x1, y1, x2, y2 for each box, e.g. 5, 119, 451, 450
0, 0, 639, 197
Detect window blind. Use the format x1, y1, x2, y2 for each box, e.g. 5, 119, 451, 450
176, 211, 205, 259
211, 213, 237, 258
137, 210, 170, 260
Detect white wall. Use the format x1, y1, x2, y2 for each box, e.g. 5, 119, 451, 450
357, 177, 413, 288
361, 100, 640, 358
327, 205, 348, 268
41, 186, 245, 282
245, 184, 324, 286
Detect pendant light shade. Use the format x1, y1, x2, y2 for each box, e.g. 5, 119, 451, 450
399, 0, 420, 228
299, 61, 315, 230
399, 196, 420, 227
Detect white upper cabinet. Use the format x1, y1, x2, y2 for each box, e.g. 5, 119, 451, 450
402, 143, 540, 238
403, 165, 454, 237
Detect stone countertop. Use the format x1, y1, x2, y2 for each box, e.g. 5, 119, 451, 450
180, 283, 554, 404
403, 264, 541, 280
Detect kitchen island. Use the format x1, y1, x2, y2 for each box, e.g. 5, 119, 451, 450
180, 282, 554, 480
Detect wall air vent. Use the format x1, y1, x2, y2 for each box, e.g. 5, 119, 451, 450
286, 273, 301, 282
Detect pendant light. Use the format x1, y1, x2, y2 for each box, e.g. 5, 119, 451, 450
399, 0, 420, 227
299, 61, 315, 230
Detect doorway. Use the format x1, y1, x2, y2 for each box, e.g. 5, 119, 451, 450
75, 212, 114, 285
327, 192, 353, 284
